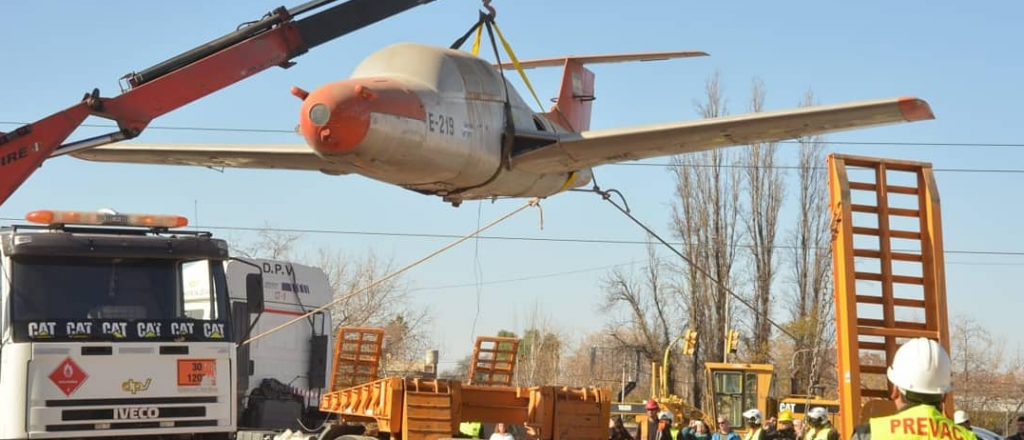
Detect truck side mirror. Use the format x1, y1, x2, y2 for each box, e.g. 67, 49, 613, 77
245, 273, 264, 314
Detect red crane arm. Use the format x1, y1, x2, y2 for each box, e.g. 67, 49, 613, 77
0, 0, 434, 207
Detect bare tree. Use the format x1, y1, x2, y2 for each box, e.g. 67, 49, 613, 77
670, 70, 743, 404
494, 302, 566, 387
950, 314, 1005, 412
786, 89, 835, 394
316, 248, 432, 366
235, 226, 301, 260
741, 77, 785, 363
600, 242, 679, 393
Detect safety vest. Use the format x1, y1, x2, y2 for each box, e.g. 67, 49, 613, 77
459, 421, 481, 438
803, 427, 817, 440
868, 405, 978, 440
745, 428, 763, 440
811, 426, 832, 440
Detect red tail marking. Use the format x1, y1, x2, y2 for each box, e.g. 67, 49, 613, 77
545, 59, 595, 133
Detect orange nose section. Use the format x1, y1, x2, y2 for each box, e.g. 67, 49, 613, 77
299, 78, 426, 154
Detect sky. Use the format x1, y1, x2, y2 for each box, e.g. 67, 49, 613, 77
2, 1, 1023, 372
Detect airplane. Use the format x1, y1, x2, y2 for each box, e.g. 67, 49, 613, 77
72, 42, 935, 207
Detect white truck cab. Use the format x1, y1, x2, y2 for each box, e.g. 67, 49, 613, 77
0, 209, 333, 440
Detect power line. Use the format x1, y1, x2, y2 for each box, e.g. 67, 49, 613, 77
5, 120, 1023, 174
608, 162, 1024, 174
162, 224, 1024, 258
2, 218, 1020, 258
412, 257, 1021, 292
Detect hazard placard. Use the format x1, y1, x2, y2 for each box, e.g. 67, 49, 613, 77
49, 357, 89, 396
177, 359, 216, 386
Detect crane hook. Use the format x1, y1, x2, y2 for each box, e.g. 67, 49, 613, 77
481, 0, 496, 20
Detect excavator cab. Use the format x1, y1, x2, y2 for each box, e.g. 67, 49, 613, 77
703, 363, 774, 434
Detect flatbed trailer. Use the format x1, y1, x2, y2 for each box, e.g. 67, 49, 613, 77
318, 328, 610, 440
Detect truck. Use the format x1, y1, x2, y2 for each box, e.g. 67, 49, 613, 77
0, 208, 335, 440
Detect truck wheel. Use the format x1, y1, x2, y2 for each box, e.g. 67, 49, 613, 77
317, 424, 366, 440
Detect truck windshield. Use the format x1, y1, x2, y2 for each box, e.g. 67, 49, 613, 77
9, 255, 230, 342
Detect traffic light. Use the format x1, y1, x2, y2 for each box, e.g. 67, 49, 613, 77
683, 329, 699, 355
726, 329, 739, 354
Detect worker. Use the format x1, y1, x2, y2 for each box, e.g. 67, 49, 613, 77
772, 410, 796, 440
793, 419, 805, 440
610, 416, 635, 440
712, 416, 741, 440
656, 411, 675, 440
460, 421, 483, 438
848, 337, 978, 440
802, 407, 838, 440
953, 411, 973, 431
645, 399, 661, 440
679, 419, 712, 440
743, 409, 764, 440
490, 423, 515, 440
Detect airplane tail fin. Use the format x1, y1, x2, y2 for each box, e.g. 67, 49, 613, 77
501, 51, 708, 133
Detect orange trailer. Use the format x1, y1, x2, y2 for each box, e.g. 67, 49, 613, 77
319, 328, 610, 440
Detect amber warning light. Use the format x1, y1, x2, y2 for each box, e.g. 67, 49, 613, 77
25, 209, 189, 229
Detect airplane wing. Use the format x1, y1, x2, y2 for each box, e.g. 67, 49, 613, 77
70, 143, 350, 175
512, 97, 934, 174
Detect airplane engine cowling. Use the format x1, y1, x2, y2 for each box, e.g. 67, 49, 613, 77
298, 77, 503, 190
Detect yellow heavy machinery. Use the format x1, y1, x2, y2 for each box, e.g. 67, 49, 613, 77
318, 328, 610, 440
641, 356, 835, 435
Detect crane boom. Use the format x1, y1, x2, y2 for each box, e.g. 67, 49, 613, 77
0, 0, 435, 207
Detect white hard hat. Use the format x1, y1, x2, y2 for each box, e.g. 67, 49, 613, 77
806, 407, 828, 422
954, 410, 970, 425
658, 411, 674, 421
887, 337, 953, 395
743, 408, 762, 424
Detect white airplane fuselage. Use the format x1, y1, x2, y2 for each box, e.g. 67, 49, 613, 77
296, 43, 591, 205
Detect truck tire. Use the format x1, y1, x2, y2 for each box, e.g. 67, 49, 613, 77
335, 436, 380, 440
317, 425, 367, 440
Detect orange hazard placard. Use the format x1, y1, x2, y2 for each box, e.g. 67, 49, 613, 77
177, 359, 216, 386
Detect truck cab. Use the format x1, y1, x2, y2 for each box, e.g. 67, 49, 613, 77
0, 209, 333, 440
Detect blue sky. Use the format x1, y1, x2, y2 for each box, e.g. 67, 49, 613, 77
2, 1, 1023, 369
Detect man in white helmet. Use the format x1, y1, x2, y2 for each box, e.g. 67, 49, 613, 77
743, 409, 764, 440
803, 407, 838, 440
954, 411, 972, 431
655, 411, 674, 440
849, 337, 978, 440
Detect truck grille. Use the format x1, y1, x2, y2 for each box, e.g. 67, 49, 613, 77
42, 396, 219, 433
47, 420, 218, 432
45, 396, 217, 407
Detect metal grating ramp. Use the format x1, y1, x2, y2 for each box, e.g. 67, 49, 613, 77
827, 154, 952, 435
329, 326, 385, 392
467, 336, 519, 386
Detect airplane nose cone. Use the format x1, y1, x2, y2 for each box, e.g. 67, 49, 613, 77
299, 78, 426, 154
299, 80, 374, 153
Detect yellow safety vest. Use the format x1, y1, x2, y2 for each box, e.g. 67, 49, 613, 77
459, 421, 481, 438
745, 428, 763, 440
868, 405, 978, 440
811, 426, 832, 440
803, 427, 817, 440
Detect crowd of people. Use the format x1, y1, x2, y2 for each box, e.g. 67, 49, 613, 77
613, 338, 1004, 440
618, 401, 839, 440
